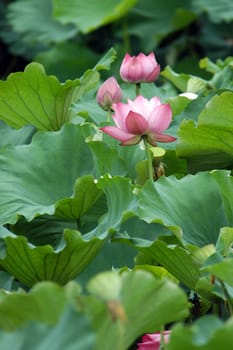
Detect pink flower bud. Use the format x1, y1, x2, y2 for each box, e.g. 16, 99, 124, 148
96, 77, 122, 110
120, 52, 160, 83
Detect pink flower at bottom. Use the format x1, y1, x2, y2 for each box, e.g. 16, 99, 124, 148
100, 95, 176, 146
137, 331, 171, 350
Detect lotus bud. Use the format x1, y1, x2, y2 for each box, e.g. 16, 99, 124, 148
120, 52, 160, 83
96, 77, 122, 110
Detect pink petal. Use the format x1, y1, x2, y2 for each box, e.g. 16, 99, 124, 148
125, 111, 148, 134
127, 96, 152, 118
148, 52, 156, 63
148, 133, 176, 146
120, 55, 144, 82
128, 96, 162, 120
137, 341, 160, 350
112, 102, 130, 130
100, 126, 139, 145
121, 53, 131, 64
142, 334, 160, 342
148, 96, 162, 110
148, 104, 172, 133
155, 134, 176, 142
137, 331, 171, 350
121, 135, 141, 145
146, 65, 160, 82
136, 53, 160, 82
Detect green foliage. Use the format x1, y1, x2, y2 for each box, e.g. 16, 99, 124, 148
193, 0, 233, 23
177, 91, 233, 172
1, 1, 233, 348
53, 0, 137, 33
0, 124, 93, 224
87, 270, 189, 349
7, 0, 77, 44
0, 63, 99, 130
0, 229, 105, 287
167, 316, 233, 350
137, 172, 227, 246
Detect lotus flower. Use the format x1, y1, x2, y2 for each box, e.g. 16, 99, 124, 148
96, 77, 122, 110
120, 52, 160, 83
100, 95, 176, 146
137, 331, 171, 350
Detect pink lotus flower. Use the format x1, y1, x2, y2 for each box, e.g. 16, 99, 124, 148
120, 52, 160, 83
96, 77, 122, 110
100, 95, 176, 146
137, 331, 171, 350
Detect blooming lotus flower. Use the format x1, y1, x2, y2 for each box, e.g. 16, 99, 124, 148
100, 95, 176, 146
96, 77, 122, 110
120, 52, 160, 83
137, 331, 171, 350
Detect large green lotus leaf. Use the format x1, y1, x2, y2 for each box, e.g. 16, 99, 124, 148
200, 57, 233, 90
87, 141, 127, 178
177, 91, 233, 172
55, 175, 102, 219
139, 240, 200, 290
7, 0, 77, 45
53, 0, 137, 33
167, 315, 233, 350
193, 0, 233, 23
126, 0, 196, 50
0, 282, 67, 330
82, 123, 145, 179
137, 172, 227, 246
0, 229, 105, 287
161, 66, 192, 92
87, 176, 137, 239
12, 215, 77, 247
116, 234, 200, 290
78, 237, 138, 286
93, 47, 117, 72
0, 282, 95, 349
0, 62, 99, 130
86, 270, 189, 350
20, 306, 95, 350
0, 121, 35, 147
212, 170, 233, 226
201, 255, 233, 287
215, 227, 233, 257
0, 124, 93, 225
36, 42, 99, 82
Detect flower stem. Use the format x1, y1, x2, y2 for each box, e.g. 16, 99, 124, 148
122, 18, 131, 54
160, 326, 165, 350
143, 137, 153, 181
136, 83, 141, 96
106, 109, 112, 122
220, 279, 233, 316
